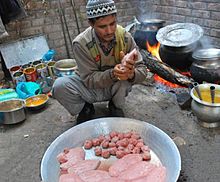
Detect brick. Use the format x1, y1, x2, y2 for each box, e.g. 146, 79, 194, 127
177, 8, 191, 16
188, 2, 207, 10
210, 29, 220, 37
208, 3, 220, 11
185, 17, 204, 26
32, 18, 45, 26
21, 20, 32, 28
43, 24, 62, 33
162, 6, 177, 14
170, 14, 186, 22
204, 19, 220, 29
161, 0, 175, 6
20, 27, 43, 36
192, 10, 210, 19
48, 32, 63, 40
54, 38, 66, 47
211, 12, 220, 20
175, 1, 187, 8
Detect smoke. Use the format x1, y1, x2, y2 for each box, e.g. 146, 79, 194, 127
136, 1, 160, 22
198, 36, 214, 49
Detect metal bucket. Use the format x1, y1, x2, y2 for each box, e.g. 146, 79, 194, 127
41, 117, 181, 182
0, 99, 26, 124
12, 71, 26, 85
23, 67, 38, 82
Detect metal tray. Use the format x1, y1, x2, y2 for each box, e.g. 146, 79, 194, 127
41, 117, 181, 182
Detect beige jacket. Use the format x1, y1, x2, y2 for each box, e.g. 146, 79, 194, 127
72, 25, 148, 89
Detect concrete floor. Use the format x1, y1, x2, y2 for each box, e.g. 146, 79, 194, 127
0, 84, 220, 182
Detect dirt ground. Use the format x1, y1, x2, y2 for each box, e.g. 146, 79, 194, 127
0, 83, 220, 182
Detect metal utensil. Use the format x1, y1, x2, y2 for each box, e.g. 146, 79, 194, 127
193, 82, 202, 100
210, 86, 215, 104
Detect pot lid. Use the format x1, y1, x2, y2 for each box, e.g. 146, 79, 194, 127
193, 48, 220, 60
141, 19, 165, 25
156, 23, 204, 47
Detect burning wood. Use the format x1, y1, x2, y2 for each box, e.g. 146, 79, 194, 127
140, 49, 194, 87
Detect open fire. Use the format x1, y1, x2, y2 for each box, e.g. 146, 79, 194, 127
146, 42, 189, 88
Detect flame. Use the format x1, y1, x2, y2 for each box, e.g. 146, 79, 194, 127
146, 41, 189, 88
153, 75, 183, 88
146, 42, 161, 61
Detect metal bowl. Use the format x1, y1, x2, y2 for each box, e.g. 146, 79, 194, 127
0, 99, 26, 124
41, 117, 181, 182
190, 83, 220, 128
54, 59, 77, 77
25, 94, 49, 110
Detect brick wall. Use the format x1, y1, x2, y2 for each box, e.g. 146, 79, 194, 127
137, 0, 220, 48
1, 0, 220, 79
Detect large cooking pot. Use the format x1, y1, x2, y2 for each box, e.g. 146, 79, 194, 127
133, 19, 165, 49
190, 48, 220, 83
0, 99, 26, 124
159, 43, 197, 69
41, 118, 181, 182
156, 23, 204, 70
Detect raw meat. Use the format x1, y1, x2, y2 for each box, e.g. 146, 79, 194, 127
59, 147, 85, 170
109, 154, 143, 177
59, 173, 84, 182
132, 166, 166, 182
67, 160, 101, 174
79, 170, 111, 182
118, 161, 156, 180
97, 177, 127, 182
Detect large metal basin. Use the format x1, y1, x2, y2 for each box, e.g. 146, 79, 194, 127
41, 117, 181, 182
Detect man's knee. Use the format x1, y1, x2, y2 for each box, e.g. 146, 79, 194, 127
52, 77, 69, 99
112, 80, 132, 93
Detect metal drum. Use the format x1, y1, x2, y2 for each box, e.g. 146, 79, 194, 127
41, 117, 181, 182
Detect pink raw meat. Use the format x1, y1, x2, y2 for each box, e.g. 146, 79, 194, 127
132, 166, 166, 182
79, 170, 111, 182
109, 154, 143, 177
59, 147, 85, 170
67, 160, 101, 174
59, 173, 84, 182
97, 177, 127, 182
118, 161, 157, 180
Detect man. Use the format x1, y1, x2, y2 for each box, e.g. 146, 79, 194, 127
52, 0, 148, 124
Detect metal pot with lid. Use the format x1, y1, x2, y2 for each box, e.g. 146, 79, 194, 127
156, 23, 204, 70
190, 48, 220, 83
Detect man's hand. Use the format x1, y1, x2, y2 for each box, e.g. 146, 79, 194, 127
116, 49, 137, 80
113, 64, 129, 80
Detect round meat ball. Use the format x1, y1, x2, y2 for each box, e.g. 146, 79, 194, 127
84, 140, 93, 149
94, 147, 102, 156
102, 150, 111, 159
142, 151, 151, 161
116, 150, 126, 159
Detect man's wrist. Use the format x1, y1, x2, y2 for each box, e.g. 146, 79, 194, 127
128, 72, 135, 82
109, 69, 118, 82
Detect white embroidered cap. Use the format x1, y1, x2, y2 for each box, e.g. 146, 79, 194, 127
86, 0, 117, 19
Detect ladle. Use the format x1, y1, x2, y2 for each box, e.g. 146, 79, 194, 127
210, 86, 215, 104
193, 82, 202, 100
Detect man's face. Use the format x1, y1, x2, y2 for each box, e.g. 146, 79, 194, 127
90, 14, 117, 43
